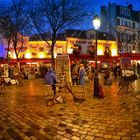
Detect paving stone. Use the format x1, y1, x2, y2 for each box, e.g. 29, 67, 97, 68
63, 132, 72, 139
121, 136, 132, 140
103, 134, 112, 139
112, 135, 121, 139
71, 136, 80, 140
84, 135, 95, 140
94, 133, 104, 137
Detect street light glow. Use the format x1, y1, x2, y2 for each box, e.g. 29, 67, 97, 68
93, 15, 101, 30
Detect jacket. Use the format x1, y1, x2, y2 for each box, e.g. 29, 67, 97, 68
44, 68, 56, 85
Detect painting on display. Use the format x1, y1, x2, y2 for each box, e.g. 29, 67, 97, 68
55, 55, 71, 83
4, 64, 9, 77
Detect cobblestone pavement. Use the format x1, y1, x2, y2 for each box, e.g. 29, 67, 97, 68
0, 78, 140, 140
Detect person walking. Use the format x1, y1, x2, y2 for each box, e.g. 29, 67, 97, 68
79, 64, 85, 85
44, 68, 57, 98
137, 63, 140, 77
71, 64, 79, 85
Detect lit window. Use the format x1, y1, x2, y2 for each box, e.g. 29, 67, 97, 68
25, 53, 31, 59
111, 49, 117, 56
39, 47, 44, 52
97, 49, 103, 55
132, 22, 135, 29
32, 52, 36, 56
38, 53, 44, 58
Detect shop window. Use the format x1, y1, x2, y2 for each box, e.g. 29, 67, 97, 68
124, 21, 128, 27
104, 48, 111, 57
132, 22, 135, 29
73, 45, 81, 55
39, 47, 44, 52
57, 48, 62, 54
117, 19, 120, 26
87, 46, 95, 56
32, 52, 37, 56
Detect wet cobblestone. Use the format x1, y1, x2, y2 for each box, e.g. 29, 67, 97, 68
0, 78, 140, 140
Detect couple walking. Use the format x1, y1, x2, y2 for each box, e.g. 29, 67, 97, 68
72, 64, 86, 85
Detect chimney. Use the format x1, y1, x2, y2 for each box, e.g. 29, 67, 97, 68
128, 4, 133, 10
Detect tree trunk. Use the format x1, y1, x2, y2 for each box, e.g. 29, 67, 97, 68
7, 39, 11, 64
51, 40, 56, 69
17, 60, 20, 71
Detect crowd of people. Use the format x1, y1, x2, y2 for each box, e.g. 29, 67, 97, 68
1, 61, 140, 97
43, 61, 140, 88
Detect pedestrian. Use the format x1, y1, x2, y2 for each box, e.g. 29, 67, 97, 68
13, 65, 19, 79
104, 68, 110, 80
79, 64, 85, 85
44, 68, 57, 98
71, 64, 79, 85
116, 63, 122, 77
137, 63, 140, 77
112, 64, 117, 78
99, 73, 105, 98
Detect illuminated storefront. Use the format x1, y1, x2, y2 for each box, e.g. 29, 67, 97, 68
67, 37, 118, 67
1, 30, 139, 67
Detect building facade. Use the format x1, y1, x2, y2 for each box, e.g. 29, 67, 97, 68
100, 3, 140, 56
0, 29, 118, 68
29, 30, 118, 66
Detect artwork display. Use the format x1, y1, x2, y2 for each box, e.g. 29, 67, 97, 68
55, 55, 71, 83
3, 64, 9, 77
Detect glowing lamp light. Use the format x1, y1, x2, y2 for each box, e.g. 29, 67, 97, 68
111, 49, 117, 56
97, 49, 103, 55
8, 51, 11, 55
25, 53, 31, 59
38, 53, 44, 58
132, 50, 136, 54
67, 48, 73, 54
12, 53, 17, 59
93, 15, 101, 30
54, 53, 57, 58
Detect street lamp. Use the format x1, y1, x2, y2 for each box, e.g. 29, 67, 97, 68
93, 15, 101, 97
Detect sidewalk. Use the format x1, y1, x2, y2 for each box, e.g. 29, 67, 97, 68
0, 78, 140, 140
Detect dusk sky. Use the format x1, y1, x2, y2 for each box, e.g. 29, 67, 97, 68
1, 0, 140, 30
80, 0, 140, 30
91, 0, 140, 14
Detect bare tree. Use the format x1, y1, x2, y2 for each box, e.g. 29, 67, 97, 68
0, 0, 30, 69
30, 0, 91, 68
116, 28, 138, 54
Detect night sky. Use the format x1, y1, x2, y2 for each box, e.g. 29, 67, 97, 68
0, 0, 139, 57
81, 0, 140, 30
92, 0, 140, 14
1, 0, 140, 30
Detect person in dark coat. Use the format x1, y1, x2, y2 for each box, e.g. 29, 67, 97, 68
44, 68, 56, 98
79, 64, 85, 85
137, 63, 140, 77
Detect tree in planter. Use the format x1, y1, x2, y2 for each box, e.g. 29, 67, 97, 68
30, 0, 91, 68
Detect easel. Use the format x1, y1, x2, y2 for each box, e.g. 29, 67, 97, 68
55, 55, 85, 102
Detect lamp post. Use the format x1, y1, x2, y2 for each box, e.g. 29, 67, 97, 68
93, 15, 101, 97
